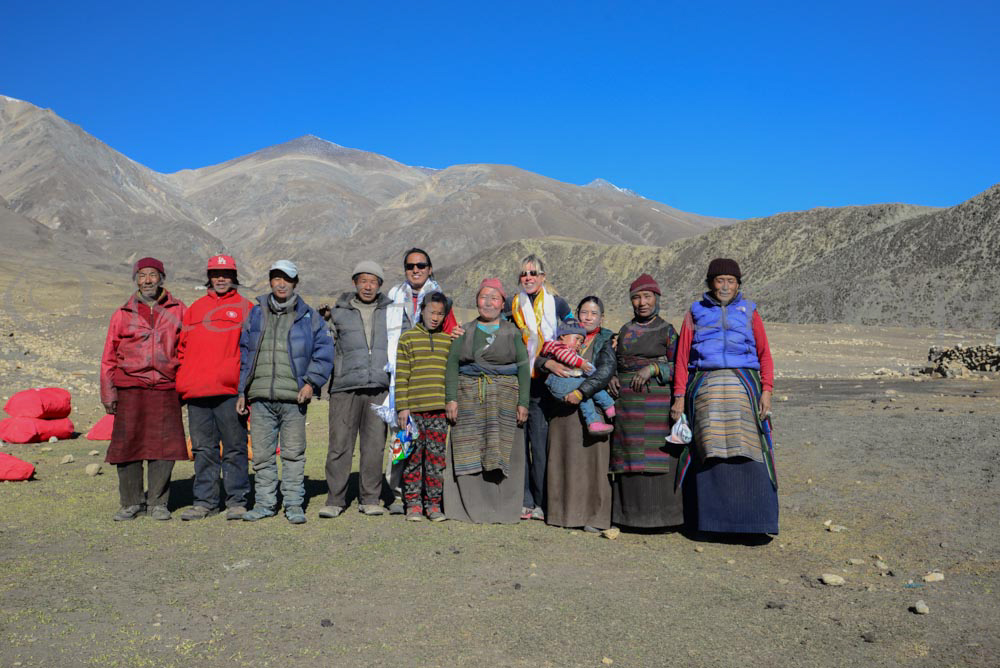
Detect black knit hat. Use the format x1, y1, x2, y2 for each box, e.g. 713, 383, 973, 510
706, 258, 742, 281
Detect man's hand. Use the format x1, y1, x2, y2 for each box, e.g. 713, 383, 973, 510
297, 384, 314, 404
236, 396, 248, 415
516, 405, 529, 425
102, 401, 117, 415
449, 325, 465, 339
670, 396, 685, 422
758, 390, 772, 421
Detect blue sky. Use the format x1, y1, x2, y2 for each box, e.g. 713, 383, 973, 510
3, 1, 997, 218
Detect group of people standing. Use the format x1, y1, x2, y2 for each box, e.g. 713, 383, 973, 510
99, 248, 778, 538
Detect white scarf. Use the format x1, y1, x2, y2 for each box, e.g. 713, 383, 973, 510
374, 278, 443, 426
515, 287, 557, 369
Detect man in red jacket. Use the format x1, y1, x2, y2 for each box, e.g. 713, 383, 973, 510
176, 255, 254, 520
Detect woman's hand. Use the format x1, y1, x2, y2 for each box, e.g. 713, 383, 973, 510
670, 396, 685, 422
607, 376, 620, 398
516, 405, 529, 425
236, 396, 248, 415
449, 325, 465, 339
630, 365, 654, 392
545, 359, 575, 378
758, 390, 772, 421
102, 401, 117, 415
397, 409, 410, 426
445, 401, 458, 423
563, 391, 582, 405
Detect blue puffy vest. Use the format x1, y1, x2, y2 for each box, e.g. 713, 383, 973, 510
688, 293, 760, 371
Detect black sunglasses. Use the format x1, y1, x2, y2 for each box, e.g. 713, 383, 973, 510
520, 270, 543, 278
405, 262, 430, 270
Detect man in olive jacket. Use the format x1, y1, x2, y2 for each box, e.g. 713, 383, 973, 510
321, 261, 392, 517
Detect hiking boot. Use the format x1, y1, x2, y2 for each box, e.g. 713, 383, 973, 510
427, 511, 447, 523
530, 507, 545, 521
388, 498, 405, 515
359, 504, 385, 516
225, 506, 247, 521
181, 505, 216, 521
406, 509, 424, 522
242, 507, 276, 521
317, 505, 344, 519
148, 505, 172, 521
587, 421, 613, 435
113, 504, 145, 521
284, 506, 306, 525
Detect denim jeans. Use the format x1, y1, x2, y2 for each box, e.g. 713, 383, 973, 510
248, 399, 308, 510
187, 396, 250, 509
545, 375, 614, 425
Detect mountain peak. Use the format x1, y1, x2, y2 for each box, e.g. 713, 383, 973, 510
585, 178, 641, 198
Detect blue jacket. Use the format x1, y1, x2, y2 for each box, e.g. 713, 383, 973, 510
688, 292, 760, 371
239, 294, 335, 396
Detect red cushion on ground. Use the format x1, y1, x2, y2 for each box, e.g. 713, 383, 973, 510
86, 414, 115, 441
0, 452, 34, 480
35, 418, 74, 441
4, 388, 72, 419
0, 417, 75, 443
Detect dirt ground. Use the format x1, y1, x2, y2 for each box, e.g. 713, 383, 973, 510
1, 272, 998, 667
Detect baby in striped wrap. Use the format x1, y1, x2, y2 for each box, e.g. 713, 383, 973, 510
540, 319, 615, 435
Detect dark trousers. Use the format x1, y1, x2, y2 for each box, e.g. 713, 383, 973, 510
326, 388, 388, 507
187, 396, 250, 509
117, 460, 175, 508
523, 376, 549, 510
402, 411, 448, 512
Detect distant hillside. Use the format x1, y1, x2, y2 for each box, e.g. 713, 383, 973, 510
442, 186, 1000, 329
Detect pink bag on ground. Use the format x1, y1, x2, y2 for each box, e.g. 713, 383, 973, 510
86, 414, 115, 441
0, 417, 75, 443
0, 452, 35, 480
4, 388, 72, 419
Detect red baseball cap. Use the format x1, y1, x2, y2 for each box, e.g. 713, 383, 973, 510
207, 255, 238, 273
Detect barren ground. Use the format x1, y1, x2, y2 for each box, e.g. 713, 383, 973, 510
1, 272, 998, 667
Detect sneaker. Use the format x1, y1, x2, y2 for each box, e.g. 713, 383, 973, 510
531, 507, 545, 521
583, 525, 601, 533
113, 504, 145, 521
359, 504, 385, 516
225, 506, 247, 521
520, 506, 533, 520
604, 406, 616, 419
242, 507, 276, 521
587, 421, 614, 435
285, 506, 306, 524
406, 509, 424, 521
427, 511, 447, 523
317, 505, 344, 519
148, 505, 172, 521
181, 505, 216, 521
388, 499, 405, 515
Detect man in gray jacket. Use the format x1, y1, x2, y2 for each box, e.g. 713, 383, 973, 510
321, 261, 392, 517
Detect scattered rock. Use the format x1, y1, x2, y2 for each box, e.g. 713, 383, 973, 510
861, 631, 878, 643
776, 578, 790, 585
88, 450, 100, 456
694, 546, 704, 553
602, 659, 614, 666
765, 601, 786, 610
823, 519, 833, 526
922, 572, 944, 582
85, 463, 102, 476
820, 574, 846, 586
48, 435, 59, 443
911, 600, 930, 615
513, 583, 522, 590
530, 562, 537, 568
874, 560, 889, 571
847, 558, 865, 565
827, 524, 847, 533
779, 395, 789, 402
601, 527, 620, 540
59, 454, 74, 464
40, 446, 53, 452
320, 619, 333, 628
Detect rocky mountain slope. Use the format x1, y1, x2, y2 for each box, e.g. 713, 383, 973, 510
443, 186, 1000, 328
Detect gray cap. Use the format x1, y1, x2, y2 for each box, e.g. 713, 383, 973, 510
351, 260, 384, 282
269, 259, 298, 279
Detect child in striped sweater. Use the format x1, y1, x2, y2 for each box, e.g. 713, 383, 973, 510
541, 319, 615, 435
395, 292, 453, 521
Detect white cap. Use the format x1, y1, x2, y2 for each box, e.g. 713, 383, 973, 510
269, 260, 298, 279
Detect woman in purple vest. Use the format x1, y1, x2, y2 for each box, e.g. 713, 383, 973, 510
671, 258, 778, 539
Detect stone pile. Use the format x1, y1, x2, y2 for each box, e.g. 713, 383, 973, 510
924, 344, 1000, 376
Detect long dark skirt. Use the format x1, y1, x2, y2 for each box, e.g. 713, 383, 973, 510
611, 471, 684, 529
106, 387, 187, 464
691, 457, 779, 534
546, 406, 611, 530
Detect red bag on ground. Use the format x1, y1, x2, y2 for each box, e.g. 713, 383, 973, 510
0, 452, 35, 480
4, 388, 72, 419
86, 414, 115, 441
0, 417, 75, 443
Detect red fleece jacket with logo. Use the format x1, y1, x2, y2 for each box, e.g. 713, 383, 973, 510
176, 289, 254, 399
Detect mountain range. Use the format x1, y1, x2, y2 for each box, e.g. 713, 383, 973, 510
1, 94, 997, 328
